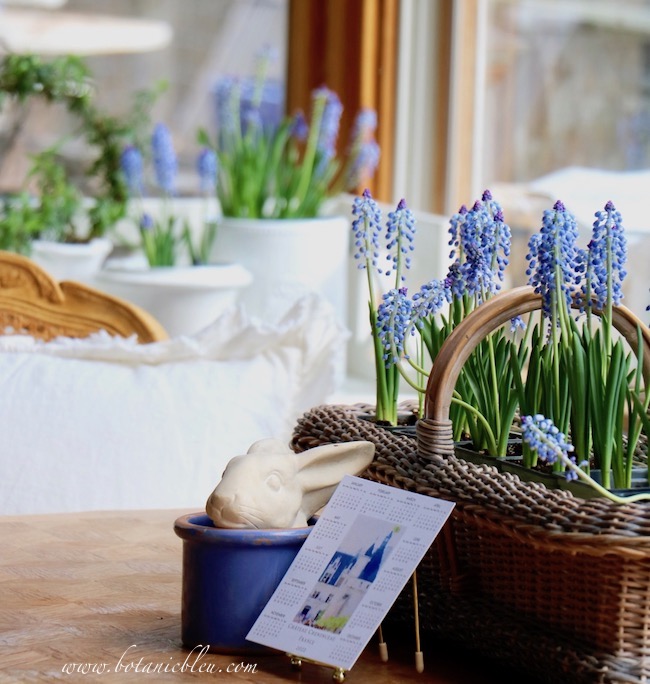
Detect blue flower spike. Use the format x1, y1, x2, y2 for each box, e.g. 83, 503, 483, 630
344, 109, 380, 189
376, 286, 413, 368
526, 199, 580, 321
352, 189, 383, 271
120, 145, 143, 196
139, 213, 154, 231
444, 191, 512, 303
151, 123, 178, 195
521, 414, 576, 478
385, 198, 416, 281
521, 414, 650, 503
586, 200, 627, 310
313, 87, 343, 176
196, 148, 217, 194
411, 279, 451, 328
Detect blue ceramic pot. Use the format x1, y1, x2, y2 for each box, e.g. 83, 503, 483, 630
174, 512, 312, 654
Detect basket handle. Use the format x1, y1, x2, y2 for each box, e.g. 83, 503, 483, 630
424, 285, 650, 423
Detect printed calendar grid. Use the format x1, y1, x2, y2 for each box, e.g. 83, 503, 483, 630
247, 475, 455, 671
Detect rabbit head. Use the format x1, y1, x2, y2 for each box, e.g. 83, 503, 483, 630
206, 438, 375, 529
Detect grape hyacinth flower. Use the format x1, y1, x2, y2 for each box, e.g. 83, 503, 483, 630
525, 200, 580, 322
241, 106, 263, 139
351, 109, 377, 139
446, 192, 511, 304
352, 189, 383, 272
458, 200, 493, 299
520, 414, 650, 503
196, 148, 217, 194
521, 414, 579, 480
243, 44, 282, 133
139, 212, 154, 231
447, 204, 467, 258
211, 72, 380, 219
290, 111, 309, 143
411, 278, 452, 328
214, 76, 239, 147
120, 145, 143, 195
585, 200, 627, 310
446, 204, 468, 298
151, 123, 178, 195
510, 316, 526, 333
313, 87, 343, 176
346, 140, 380, 191
344, 108, 381, 189
352, 190, 415, 426
384, 199, 416, 282
376, 287, 413, 368
481, 190, 512, 292
457, 201, 484, 297
120, 126, 221, 267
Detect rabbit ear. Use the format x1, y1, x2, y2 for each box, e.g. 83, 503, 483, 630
246, 438, 292, 455
296, 441, 375, 494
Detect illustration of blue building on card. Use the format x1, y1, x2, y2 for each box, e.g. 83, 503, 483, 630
294, 515, 403, 633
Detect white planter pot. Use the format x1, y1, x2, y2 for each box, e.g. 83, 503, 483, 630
30, 238, 113, 283
95, 263, 252, 337
211, 215, 349, 327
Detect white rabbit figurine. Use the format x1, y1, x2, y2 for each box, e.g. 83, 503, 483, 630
206, 438, 375, 529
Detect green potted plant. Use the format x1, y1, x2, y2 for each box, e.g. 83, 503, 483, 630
0, 192, 41, 255
95, 123, 251, 337
21, 142, 114, 281
0, 54, 157, 280
291, 190, 650, 684
198, 52, 380, 327
354, 189, 650, 499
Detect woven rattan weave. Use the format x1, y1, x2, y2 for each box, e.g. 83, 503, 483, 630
291, 287, 650, 684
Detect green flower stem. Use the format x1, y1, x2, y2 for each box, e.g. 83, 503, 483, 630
627, 332, 650, 484
251, 53, 270, 110
417, 335, 425, 417
551, 243, 574, 448
229, 83, 243, 145
604, 230, 613, 356
397, 363, 426, 395
294, 93, 325, 210
584, 269, 594, 332
631, 390, 650, 485
387, 362, 399, 424
565, 331, 590, 462
481, 285, 501, 427
550, 289, 563, 451
367, 266, 398, 425
369, 305, 391, 424
450, 395, 498, 456
361, 205, 398, 426
564, 455, 650, 504
487, 328, 501, 431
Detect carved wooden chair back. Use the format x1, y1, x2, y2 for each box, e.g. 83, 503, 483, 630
0, 251, 168, 343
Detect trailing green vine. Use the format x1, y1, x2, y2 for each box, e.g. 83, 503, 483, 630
0, 54, 158, 243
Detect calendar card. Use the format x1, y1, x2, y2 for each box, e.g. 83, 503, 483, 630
246, 475, 455, 671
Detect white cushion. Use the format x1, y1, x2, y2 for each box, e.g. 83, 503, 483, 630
0, 295, 347, 515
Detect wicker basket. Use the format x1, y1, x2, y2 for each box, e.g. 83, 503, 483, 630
292, 286, 650, 684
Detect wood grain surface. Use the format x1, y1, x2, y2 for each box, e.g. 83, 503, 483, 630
0, 509, 537, 683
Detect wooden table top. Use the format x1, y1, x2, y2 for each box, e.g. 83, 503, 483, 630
0, 509, 533, 683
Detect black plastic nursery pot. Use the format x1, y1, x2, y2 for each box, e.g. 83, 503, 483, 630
453, 440, 650, 500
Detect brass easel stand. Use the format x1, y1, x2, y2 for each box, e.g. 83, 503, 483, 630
287, 653, 347, 682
